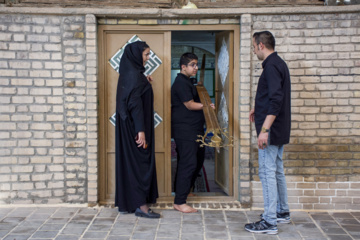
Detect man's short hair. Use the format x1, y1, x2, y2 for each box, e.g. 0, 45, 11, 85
253, 31, 275, 50
179, 52, 198, 69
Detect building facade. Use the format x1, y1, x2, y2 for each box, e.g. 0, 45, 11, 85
0, 2, 359, 210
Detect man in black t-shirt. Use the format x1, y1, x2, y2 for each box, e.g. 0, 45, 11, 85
171, 52, 214, 213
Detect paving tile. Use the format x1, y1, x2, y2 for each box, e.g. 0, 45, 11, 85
342, 224, 360, 232
331, 213, 354, 218
11, 226, 39, 234
204, 224, 228, 233
156, 230, 179, 238
181, 234, 204, 240
107, 236, 131, 240
32, 230, 59, 238
83, 231, 109, 238
0, 230, 9, 238
39, 223, 66, 231
204, 218, 226, 225
203, 211, 224, 219
57, 207, 80, 212
291, 217, 314, 223
336, 218, 360, 225
226, 215, 248, 223
183, 214, 202, 221
109, 227, 134, 235
132, 232, 156, 239
98, 208, 119, 218
92, 217, 116, 225
30, 238, 53, 240
321, 227, 347, 235
66, 221, 92, 228
311, 214, 334, 221
134, 225, 157, 233
159, 210, 181, 218
136, 217, 160, 226
88, 224, 113, 231
160, 217, 181, 224
182, 222, 204, 229
55, 234, 82, 240
205, 230, 228, 239
7, 209, 34, 217
61, 226, 86, 235
113, 222, 136, 229
231, 237, 255, 240
52, 211, 77, 218
317, 220, 341, 228
27, 213, 53, 220
117, 215, 137, 222
303, 238, 328, 240
225, 211, 247, 217
3, 234, 33, 240
158, 223, 180, 231
253, 235, 279, 240
72, 214, 95, 221
78, 208, 99, 215
0, 208, 13, 214
46, 218, 70, 224
351, 212, 360, 217
32, 207, 58, 214
0, 223, 17, 230
328, 235, 353, 240
278, 231, 302, 240
0, 217, 25, 223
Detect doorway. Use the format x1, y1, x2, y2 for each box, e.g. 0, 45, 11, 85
98, 25, 239, 204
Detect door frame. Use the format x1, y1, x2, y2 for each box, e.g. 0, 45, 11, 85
98, 24, 240, 203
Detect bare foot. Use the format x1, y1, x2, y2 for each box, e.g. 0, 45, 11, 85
188, 193, 196, 197
173, 204, 198, 213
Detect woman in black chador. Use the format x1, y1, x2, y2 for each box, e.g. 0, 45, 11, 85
115, 41, 160, 218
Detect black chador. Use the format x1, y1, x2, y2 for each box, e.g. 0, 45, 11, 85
115, 41, 158, 213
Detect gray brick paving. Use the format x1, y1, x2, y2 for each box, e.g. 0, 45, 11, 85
0, 207, 359, 239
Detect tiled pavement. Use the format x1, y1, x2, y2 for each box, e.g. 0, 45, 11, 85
0, 207, 360, 240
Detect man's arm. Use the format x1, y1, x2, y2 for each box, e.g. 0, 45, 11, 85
183, 100, 215, 111
258, 115, 276, 149
183, 100, 203, 111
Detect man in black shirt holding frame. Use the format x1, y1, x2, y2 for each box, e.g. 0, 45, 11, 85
171, 52, 214, 213
245, 31, 291, 234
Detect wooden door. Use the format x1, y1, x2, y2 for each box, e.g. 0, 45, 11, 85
214, 31, 234, 196
98, 28, 171, 204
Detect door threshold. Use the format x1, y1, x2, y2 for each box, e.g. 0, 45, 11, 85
150, 200, 246, 210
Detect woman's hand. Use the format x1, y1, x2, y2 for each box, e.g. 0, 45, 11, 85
249, 109, 255, 122
146, 75, 153, 82
210, 103, 215, 110
135, 131, 147, 149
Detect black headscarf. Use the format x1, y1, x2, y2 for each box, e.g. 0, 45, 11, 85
116, 41, 149, 119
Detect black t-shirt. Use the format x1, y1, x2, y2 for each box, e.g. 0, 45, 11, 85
171, 73, 205, 141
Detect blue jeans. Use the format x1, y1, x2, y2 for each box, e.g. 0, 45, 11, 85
258, 140, 289, 226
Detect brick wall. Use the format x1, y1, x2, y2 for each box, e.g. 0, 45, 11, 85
249, 13, 360, 209
0, 14, 98, 204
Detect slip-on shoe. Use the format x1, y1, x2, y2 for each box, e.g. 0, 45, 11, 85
135, 208, 160, 218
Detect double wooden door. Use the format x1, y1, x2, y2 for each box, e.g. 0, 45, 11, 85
98, 26, 237, 204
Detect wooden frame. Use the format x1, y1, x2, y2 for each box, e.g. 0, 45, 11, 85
98, 24, 240, 204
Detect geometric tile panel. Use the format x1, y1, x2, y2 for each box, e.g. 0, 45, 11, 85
109, 111, 163, 129
109, 34, 162, 76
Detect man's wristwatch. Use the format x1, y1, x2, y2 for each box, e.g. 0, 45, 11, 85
261, 127, 269, 133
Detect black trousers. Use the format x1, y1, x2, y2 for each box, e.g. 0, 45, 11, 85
173, 138, 205, 205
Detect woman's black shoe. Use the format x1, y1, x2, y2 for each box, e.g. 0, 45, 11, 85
135, 208, 160, 218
